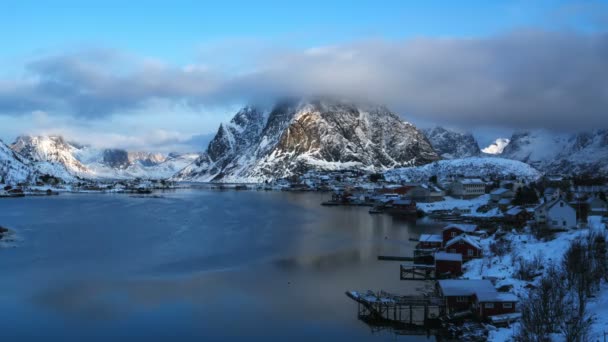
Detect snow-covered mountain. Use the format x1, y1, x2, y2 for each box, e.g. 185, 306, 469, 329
174, 98, 439, 182
384, 157, 541, 183
10, 135, 200, 181
482, 138, 510, 155
423, 127, 480, 159
80, 149, 198, 179
11, 135, 90, 176
500, 130, 608, 175
0, 139, 34, 185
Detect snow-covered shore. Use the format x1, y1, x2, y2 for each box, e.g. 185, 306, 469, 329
462, 216, 608, 341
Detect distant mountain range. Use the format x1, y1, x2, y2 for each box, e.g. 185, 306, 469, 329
500, 130, 608, 175
2, 99, 607, 186
3, 135, 199, 183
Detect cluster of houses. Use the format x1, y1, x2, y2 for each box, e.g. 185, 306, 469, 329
412, 224, 520, 321
416, 224, 483, 274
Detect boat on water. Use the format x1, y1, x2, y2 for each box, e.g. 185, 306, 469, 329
369, 207, 383, 214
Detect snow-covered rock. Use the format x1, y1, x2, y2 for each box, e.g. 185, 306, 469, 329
423, 126, 480, 159
0, 139, 34, 185
11, 135, 90, 176
174, 98, 439, 182
384, 157, 541, 183
500, 129, 608, 175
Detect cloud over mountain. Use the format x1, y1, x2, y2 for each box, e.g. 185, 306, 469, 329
1, 30, 607, 133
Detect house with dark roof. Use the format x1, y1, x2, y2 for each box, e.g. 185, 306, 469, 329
490, 188, 514, 203
504, 206, 532, 227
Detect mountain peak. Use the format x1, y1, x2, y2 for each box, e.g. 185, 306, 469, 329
423, 126, 480, 159
174, 99, 439, 182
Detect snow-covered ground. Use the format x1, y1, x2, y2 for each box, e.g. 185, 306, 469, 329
462, 216, 608, 341
384, 157, 541, 183
417, 195, 491, 213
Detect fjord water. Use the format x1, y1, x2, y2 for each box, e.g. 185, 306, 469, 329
0, 190, 440, 341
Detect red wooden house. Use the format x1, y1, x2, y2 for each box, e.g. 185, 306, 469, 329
438, 279, 517, 320
441, 224, 477, 245
434, 252, 462, 277
473, 291, 518, 319
444, 234, 483, 261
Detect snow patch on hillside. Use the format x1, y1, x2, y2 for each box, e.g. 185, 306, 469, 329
384, 157, 541, 183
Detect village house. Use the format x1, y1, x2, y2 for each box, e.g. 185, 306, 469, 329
490, 188, 514, 203
442, 224, 478, 245
534, 197, 577, 230
450, 178, 486, 198
499, 179, 525, 192
587, 197, 608, 216
416, 234, 443, 250
497, 198, 513, 211
405, 184, 445, 202
434, 252, 462, 277
437, 279, 517, 319
503, 206, 532, 227
444, 234, 483, 261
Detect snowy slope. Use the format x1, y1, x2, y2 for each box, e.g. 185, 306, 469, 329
384, 157, 541, 183
0, 139, 34, 184
500, 129, 608, 175
423, 127, 480, 159
11, 135, 90, 177
174, 98, 439, 182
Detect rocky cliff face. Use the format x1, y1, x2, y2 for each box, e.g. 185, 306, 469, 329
102, 149, 131, 169
500, 129, 608, 175
423, 127, 480, 159
174, 98, 439, 182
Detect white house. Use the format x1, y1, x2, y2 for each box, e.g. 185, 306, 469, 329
534, 198, 577, 229
450, 178, 486, 198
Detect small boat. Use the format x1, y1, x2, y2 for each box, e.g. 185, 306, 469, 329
368, 207, 383, 214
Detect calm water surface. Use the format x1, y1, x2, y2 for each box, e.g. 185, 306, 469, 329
0, 190, 442, 341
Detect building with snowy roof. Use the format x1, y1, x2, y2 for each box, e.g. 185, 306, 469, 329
437, 279, 517, 319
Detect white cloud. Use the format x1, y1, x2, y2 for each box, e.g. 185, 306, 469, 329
482, 138, 511, 154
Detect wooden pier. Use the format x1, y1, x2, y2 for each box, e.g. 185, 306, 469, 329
399, 263, 438, 280
345, 290, 444, 327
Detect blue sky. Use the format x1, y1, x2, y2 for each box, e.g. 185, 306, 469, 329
1, 0, 606, 150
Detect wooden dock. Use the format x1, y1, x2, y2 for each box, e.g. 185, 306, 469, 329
377, 255, 413, 261
346, 290, 444, 327
399, 263, 438, 280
